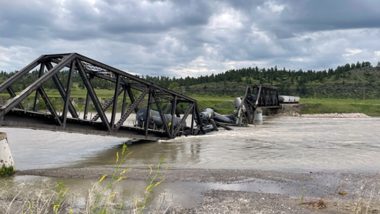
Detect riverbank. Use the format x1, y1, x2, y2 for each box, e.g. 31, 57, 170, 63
5, 168, 380, 213
2, 88, 379, 116
300, 98, 380, 116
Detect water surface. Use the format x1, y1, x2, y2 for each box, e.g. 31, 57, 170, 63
3, 116, 380, 172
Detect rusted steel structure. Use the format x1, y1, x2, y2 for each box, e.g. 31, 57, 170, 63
0, 53, 204, 140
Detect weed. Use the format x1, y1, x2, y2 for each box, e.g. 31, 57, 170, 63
1, 144, 166, 213
85, 143, 165, 213
134, 157, 165, 213
0, 165, 15, 177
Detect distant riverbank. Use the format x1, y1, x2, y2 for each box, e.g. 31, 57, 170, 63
193, 95, 380, 116
300, 98, 380, 116
1, 89, 379, 116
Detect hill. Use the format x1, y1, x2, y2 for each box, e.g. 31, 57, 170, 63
1, 61, 379, 99
146, 62, 380, 99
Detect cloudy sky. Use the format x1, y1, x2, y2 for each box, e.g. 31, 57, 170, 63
1, 0, 380, 76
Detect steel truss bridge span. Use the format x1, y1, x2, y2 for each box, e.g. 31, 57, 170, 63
0, 53, 205, 141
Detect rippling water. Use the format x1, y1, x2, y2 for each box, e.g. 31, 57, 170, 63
2, 116, 380, 172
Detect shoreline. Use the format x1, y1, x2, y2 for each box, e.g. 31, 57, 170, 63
300, 113, 370, 118
11, 167, 380, 213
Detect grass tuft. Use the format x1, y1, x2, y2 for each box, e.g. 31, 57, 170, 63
0, 165, 15, 177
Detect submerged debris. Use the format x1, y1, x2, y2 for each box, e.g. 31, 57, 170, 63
338, 191, 348, 196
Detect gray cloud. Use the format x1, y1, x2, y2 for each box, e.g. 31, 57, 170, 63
1, 0, 380, 76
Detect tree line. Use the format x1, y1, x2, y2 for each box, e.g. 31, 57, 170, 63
0, 61, 378, 98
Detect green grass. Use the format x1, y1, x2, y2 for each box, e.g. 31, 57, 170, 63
194, 95, 380, 116
300, 98, 380, 116
0, 165, 15, 177
2, 88, 380, 116
191, 94, 235, 114
1, 144, 165, 213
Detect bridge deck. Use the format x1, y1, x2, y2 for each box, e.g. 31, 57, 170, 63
2, 109, 167, 141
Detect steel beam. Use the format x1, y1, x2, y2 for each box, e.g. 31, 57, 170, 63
170, 96, 177, 136
110, 74, 120, 127
6, 87, 24, 109
91, 87, 123, 122
115, 88, 148, 130
0, 55, 44, 93
46, 62, 79, 119
33, 63, 45, 111
121, 87, 127, 116
0, 53, 76, 118
144, 88, 152, 136
62, 61, 75, 127
173, 104, 193, 137
37, 87, 62, 126
152, 92, 170, 137
76, 54, 196, 102
76, 59, 111, 131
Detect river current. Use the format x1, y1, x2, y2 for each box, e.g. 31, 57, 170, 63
3, 116, 380, 173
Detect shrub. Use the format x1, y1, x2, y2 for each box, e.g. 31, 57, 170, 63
0, 165, 15, 177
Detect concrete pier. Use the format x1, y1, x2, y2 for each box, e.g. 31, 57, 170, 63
0, 132, 14, 168
254, 108, 263, 125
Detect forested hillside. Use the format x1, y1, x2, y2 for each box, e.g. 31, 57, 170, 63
147, 61, 380, 98
1, 61, 379, 99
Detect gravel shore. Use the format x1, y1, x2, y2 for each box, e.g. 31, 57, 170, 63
16, 167, 380, 213
301, 113, 370, 118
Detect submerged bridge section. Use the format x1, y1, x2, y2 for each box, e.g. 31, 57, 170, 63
240, 85, 280, 125
0, 53, 204, 140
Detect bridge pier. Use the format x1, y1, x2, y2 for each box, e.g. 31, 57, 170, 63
254, 108, 263, 125
0, 132, 14, 169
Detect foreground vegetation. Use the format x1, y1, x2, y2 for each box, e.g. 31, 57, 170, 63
0, 166, 14, 177
0, 145, 165, 213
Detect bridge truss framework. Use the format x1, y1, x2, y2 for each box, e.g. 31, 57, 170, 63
0, 53, 205, 140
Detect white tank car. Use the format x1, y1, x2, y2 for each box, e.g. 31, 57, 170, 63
279, 95, 300, 103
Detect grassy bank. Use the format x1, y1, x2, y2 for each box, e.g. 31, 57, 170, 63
300, 98, 380, 116
2, 89, 380, 116
191, 95, 235, 114
194, 95, 380, 116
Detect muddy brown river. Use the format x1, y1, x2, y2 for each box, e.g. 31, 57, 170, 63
1, 116, 380, 213
4, 116, 380, 172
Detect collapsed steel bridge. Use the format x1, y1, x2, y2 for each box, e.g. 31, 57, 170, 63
239, 85, 280, 125
0, 53, 281, 140
0, 53, 205, 140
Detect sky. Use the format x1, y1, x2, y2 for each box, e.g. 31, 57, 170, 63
1, 0, 380, 77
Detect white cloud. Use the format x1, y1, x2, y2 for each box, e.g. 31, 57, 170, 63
257, 1, 286, 14
343, 48, 363, 57
208, 7, 245, 30
1, 0, 380, 76
0, 46, 36, 71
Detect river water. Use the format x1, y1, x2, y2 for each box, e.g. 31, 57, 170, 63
3, 116, 380, 173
